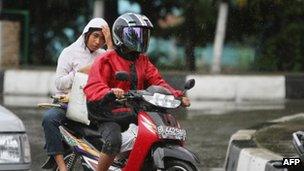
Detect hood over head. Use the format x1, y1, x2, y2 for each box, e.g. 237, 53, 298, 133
82, 18, 108, 35
70, 18, 109, 52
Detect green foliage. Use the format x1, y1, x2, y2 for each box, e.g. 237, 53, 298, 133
256, 23, 304, 71
231, 0, 304, 72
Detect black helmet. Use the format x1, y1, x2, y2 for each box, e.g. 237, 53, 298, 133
112, 13, 153, 53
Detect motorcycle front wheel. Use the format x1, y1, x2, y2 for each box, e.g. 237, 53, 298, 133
53, 152, 89, 171
164, 159, 197, 171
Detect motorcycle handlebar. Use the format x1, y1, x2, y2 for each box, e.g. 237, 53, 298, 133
107, 90, 141, 103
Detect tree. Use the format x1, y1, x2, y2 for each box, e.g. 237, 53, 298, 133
104, 0, 118, 27
131, 0, 216, 71
2, 0, 92, 65
226, 0, 304, 72
211, 0, 229, 74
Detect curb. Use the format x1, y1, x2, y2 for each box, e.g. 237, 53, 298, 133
224, 130, 285, 171
224, 113, 304, 171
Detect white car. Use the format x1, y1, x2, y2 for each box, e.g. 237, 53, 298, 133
0, 105, 31, 170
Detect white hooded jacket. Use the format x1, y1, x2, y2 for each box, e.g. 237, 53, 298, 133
55, 18, 108, 95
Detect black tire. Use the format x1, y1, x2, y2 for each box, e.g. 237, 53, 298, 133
165, 159, 196, 171
53, 152, 88, 171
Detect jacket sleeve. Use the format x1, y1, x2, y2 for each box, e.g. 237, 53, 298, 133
55, 50, 75, 92
145, 58, 183, 97
84, 57, 112, 101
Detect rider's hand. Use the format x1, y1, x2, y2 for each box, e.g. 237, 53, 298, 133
102, 25, 114, 50
181, 96, 190, 107
111, 88, 124, 99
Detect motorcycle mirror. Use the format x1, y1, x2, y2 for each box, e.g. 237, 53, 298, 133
184, 79, 195, 90
115, 71, 129, 81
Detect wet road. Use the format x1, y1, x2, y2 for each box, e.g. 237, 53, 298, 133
2, 99, 304, 170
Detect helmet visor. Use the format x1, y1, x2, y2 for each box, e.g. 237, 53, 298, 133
122, 27, 150, 53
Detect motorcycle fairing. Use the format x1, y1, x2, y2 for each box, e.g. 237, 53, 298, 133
123, 111, 158, 171
59, 126, 100, 160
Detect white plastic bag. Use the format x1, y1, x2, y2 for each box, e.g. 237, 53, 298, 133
66, 72, 90, 125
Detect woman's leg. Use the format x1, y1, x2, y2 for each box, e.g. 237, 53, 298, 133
97, 153, 115, 171
54, 155, 68, 171
42, 107, 67, 171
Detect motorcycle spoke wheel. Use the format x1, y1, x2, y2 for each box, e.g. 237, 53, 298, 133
54, 153, 85, 171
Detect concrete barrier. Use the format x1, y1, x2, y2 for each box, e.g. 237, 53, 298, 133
186, 75, 285, 101
1, 70, 303, 101
237, 148, 283, 171
237, 76, 285, 101
285, 74, 304, 99
225, 130, 285, 171
186, 75, 238, 100
3, 70, 56, 96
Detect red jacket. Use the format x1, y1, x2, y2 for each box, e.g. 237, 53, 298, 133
84, 50, 183, 101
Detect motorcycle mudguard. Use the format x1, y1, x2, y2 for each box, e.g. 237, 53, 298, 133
152, 145, 201, 170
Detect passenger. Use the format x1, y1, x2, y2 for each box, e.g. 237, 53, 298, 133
42, 18, 113, 171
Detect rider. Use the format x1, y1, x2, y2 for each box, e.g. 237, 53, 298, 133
42, 18, 113, 171
83, 13, 191, 171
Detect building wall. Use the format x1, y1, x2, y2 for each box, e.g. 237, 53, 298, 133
0, 20, 20, 69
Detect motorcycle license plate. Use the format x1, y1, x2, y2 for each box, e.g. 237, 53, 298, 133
157, 126, 187, 141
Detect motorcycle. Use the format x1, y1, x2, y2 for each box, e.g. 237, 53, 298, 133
41, 71, 200, 171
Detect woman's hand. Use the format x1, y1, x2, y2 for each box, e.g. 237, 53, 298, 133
111, 88, 124, 99
181, 96, 191, 107
78, 64, 92, 74
102, 25, 114, 50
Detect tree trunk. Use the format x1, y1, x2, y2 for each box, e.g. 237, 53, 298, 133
184, 0, 197, 71
140, 1, 158, 28
30, 0, 48, 65
104, 0, 118, 27
211, 1, 228, 74
93, 0, 105, 18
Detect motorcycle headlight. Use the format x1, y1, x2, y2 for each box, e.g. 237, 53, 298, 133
143, 93, 181, 108
0, 134, 31, 164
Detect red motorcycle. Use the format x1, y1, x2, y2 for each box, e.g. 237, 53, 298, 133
42, 71, 200, 171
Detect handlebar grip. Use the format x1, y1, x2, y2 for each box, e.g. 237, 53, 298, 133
104, 91, 117, 101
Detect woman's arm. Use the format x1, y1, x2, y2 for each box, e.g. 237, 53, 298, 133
55, 50, 75, 92
102, 25, 114, 50
78, 64, 92, 74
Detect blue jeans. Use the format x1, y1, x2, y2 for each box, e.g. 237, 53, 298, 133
42, 107, 66, 156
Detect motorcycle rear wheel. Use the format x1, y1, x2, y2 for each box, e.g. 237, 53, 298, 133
164, 159, 196, 171
53, 152, 89, 171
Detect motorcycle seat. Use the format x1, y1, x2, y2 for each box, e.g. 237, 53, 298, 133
62, 119, 102, 138
81, 127, 103, 138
